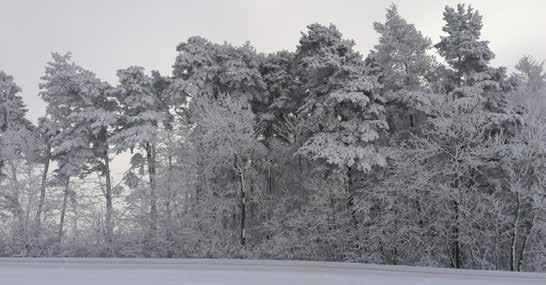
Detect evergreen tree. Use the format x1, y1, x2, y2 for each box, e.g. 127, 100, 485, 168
258, 51, 302, 140
110, 66, 171, 255
373, 4, 434, 92
32, 117, 56, 252
173, 36, 266, 105
373, 4, 437, 137
1, 71, 30, 180
294, 24, 388, 250
0, 71, 34, 255
515, 56, 545, 92
435, 4, 495, 88
0, 71, 30, 131
68, 78, 117, 250
295, 24, 387, 173
39, 53, 101, 250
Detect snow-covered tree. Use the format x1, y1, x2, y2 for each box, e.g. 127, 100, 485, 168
294, 24, 388, 230
435, 4, 495, 88
514, 56, 545, 92
257, 51, 302, 139
0, 71, 30, 132
0, 71, 32, 176
190, 92, 264, 248
373, 4, 434, 92
32, 116, 56, 252
501, 87, 546, 271
372, 4, 437, 137
0, 71, 35, 255
39, 52, 109, 250
0, 3, 544, 271
296, 24, 387, 172
173, 36, 266, 105
110, 66, 171, 255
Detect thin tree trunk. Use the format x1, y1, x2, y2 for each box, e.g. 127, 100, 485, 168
34, 143, 50, 251
10, 161, 25, 254
517, 212, 536, 272
457, 56, 463, 87
510, 192, 521, 271
450, 177, 462, 269
452, 199, 461, 268
392, 191, 400, 265
346, 167, 357, 227
236, 157, 246, 248
240, 173, 246, 247
166, 169, 174, 252
265, 164, 273, 240
165, 135, 174, 257
0, 160, 4, 184
72, 192, 78, 242
24, 162, 34, 254
145, 142, 158, 250
58, 176, 70, 252
103, 150, 113, 248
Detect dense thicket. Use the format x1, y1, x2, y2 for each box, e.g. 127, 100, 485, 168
0, 4, 545, 272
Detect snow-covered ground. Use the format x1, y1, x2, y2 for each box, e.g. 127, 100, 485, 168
0, 258, 544, 285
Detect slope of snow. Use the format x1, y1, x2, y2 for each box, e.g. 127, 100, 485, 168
0, 258, 544, 285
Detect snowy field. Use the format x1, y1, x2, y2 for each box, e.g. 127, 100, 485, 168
0, 258, 544, 285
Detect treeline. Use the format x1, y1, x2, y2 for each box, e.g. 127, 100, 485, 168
1, 4, 545, 272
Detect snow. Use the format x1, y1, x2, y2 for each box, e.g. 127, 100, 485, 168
0, 258, 544, 285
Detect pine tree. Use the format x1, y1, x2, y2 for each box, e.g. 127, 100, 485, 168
372, 4, 437, 137
39, 53, 102, 250
0, 71, 34, 255
173, 36, 266, 104
0, 71, 32, 171
258, 51, 302, 139
0, 71, 30, 131
32, 117, 56, 252
173, 36, 267, 250
411, 5, 521, 268
293, 24, 388, 244
1, 71, 29, 180
373, 4, 434, 92
295, 24, 387, 174
435, 4, 495, 88
515, 56, 545, 92
110, 66, 171, 255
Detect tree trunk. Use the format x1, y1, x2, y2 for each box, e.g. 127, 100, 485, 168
236, 157, 246, 248
9, 161, 26, 254
145, 142, 158, 250
266, 164, 274, 239
517, 212, 536, 272
24, 162, 34, 255
240, 175, 246, 247
457, 56, 463, 87
450, 177, 462, 269
452, 199, 461, 268
510, 191, 521, 271
165, 138, 174, 257
346, 167, 357, 227
34, 143, 50, 251
0, 160, 3, 184
72, 191, 79, 242
58, 176, 70, 252
103, 150, 113, 248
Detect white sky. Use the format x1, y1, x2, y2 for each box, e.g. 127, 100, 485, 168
1, 0, 545, 123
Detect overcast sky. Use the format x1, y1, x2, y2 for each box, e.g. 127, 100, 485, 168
1, 0, 545, 123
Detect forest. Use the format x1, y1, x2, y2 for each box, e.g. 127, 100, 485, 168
0, 4, 545, 272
